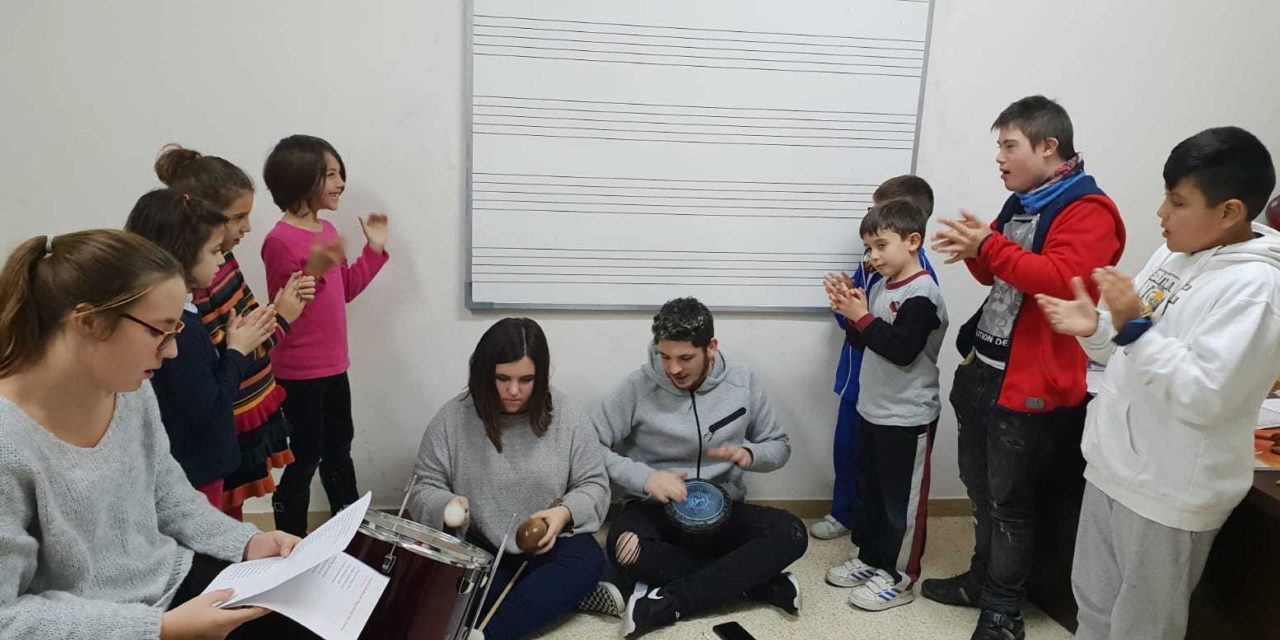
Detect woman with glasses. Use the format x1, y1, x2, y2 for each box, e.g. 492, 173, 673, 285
125, 189, 305, 512
0, 229, 307, 639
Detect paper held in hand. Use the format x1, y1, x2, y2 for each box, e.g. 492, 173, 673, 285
201, 492, 388, 640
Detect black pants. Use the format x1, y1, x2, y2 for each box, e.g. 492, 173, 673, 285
170, 553, 317, 639
275, 373, 359, 536
952, 358, 1085, 614
605, 500, 807, 616
853, 415, 936, 585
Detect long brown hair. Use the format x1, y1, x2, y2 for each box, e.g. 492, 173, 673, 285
467, 318, 553, 452
0, 230, 182, 377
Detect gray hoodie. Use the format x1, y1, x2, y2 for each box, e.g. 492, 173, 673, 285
593, 344, 791, 502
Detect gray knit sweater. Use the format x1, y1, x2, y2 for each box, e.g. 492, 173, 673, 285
0, 382, 261, 640
408, 390, 610, 555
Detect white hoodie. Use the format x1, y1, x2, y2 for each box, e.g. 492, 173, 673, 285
1080, 222, 1280, 532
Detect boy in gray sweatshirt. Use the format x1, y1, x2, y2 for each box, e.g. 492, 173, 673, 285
594, 297, 807, 639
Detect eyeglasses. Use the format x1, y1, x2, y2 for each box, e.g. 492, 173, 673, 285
120, 313, 184, 351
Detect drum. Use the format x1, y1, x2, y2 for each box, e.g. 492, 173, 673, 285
664, 478, 731, 534
346, 510, 494, 640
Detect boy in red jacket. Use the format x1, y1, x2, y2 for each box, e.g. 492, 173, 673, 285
925, 95, 1126, 640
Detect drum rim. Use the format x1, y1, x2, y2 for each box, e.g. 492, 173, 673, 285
665, 479, 730, 526
360, 510, 493, 569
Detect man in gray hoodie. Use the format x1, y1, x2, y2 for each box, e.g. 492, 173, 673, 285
594, 297, 807, 639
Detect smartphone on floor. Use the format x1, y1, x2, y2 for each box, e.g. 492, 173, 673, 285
712, 621, 757, 640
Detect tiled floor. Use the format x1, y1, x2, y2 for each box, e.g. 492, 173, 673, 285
539, 517, 1072, 639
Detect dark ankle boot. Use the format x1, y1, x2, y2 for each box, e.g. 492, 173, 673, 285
320, 464, 359, 516
272, 490, 311, 537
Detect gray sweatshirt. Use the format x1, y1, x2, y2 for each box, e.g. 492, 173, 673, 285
593, 345, 791, 502
408, 390, 610, 555
0, 382, 261, 640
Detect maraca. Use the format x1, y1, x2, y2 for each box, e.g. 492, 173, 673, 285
516, 516, 548, 552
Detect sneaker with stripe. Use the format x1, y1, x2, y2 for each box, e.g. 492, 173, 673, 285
847, 570, 915, 611
826, 557, 878, 587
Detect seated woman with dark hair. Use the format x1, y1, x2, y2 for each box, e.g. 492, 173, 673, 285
408, 317, 612, 640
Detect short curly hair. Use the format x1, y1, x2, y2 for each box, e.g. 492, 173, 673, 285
651, 297, 714, 348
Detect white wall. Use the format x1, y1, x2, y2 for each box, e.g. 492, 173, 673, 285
2, 1, 1278, 512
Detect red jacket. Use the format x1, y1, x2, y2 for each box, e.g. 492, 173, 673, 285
964, 195, 1126, 413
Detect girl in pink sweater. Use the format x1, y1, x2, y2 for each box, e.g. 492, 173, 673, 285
260, 135, 390, 535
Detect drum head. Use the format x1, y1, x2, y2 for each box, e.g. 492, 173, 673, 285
665, 479, 730, 533
361, 510, 492, 569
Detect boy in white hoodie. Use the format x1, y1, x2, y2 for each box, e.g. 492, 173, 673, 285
1036, 126, 1278, 640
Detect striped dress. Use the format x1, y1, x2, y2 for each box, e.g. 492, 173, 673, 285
192, 251, 295, 514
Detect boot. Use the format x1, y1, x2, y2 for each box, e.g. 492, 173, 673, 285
272, 490, 311, 537
320, 464, 359, 516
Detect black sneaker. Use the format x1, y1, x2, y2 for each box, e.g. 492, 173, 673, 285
624, 582, 681, 639
921, 571, 983, 608
576, 581, 625, 617
743, 571, 801, 615
970, 609, 1025, 640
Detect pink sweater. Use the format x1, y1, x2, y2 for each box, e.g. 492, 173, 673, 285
261, 219, 389, 380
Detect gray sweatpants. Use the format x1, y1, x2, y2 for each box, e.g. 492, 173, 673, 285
1071, 482, 1219, 640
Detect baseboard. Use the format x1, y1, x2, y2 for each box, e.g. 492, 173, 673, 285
243, 498, 972, 532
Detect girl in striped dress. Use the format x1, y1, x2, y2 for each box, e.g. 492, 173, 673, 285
154, 145, 316, 520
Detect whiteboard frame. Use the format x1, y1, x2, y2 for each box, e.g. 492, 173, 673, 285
464, 0, 937, 313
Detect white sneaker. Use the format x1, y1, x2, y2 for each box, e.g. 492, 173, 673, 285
809, 514, 850, 539
825, 557, 878, 587
847, 570, 915, 611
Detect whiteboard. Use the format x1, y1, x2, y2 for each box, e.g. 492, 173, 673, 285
467, 0, 934, 310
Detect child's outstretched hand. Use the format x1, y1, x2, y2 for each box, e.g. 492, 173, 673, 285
1035, 277, 1099, 337
931, 210, 992, 264
359, 213, 389, 254
304, 237, 345, 277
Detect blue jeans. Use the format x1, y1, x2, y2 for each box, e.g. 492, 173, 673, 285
476, 533, 603, 640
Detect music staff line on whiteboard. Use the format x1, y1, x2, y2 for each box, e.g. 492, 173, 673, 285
474, 123, 914, 143
472, 172, 883, 187
473, 14, 926, 45
473, 255, 860, 266
474, 190, 870, 204
471, 278, 822, 288
473, 196, 872, 210
474, 48, 923, 76
473, 261, 846, 273
474, 23, 923, 53
474, 105, 914, 127
473, 113, 915, 135
474, 95, 917, 119
473, 131, 913, 149
474, 181, 876, 196
473, 207, 862, 220
473, 245, 861, 259
475, 52, 921, 79
473, 32, 924, 61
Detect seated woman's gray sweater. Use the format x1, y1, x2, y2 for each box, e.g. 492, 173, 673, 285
409, 390, 610, 555
0, 382, 260, 640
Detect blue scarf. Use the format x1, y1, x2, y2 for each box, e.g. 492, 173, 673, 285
1016, 155, 1086, 214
